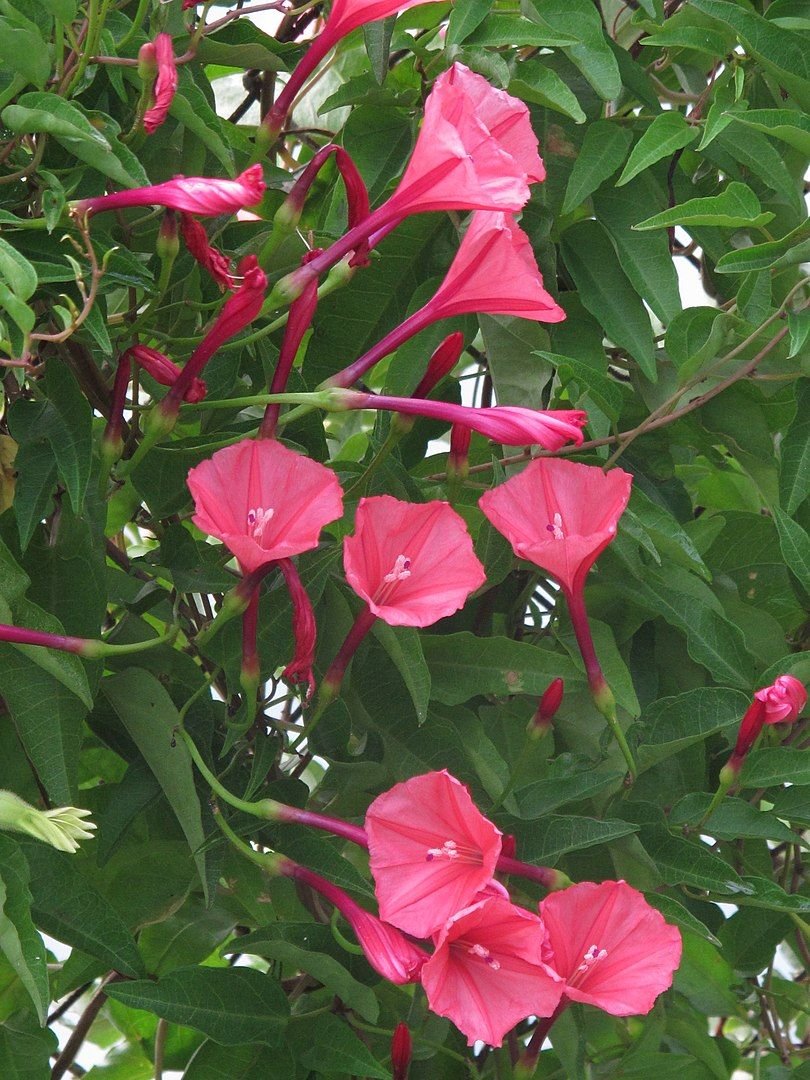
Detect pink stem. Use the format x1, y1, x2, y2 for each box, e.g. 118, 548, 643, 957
562, 586, 605, 694
321, 604, 377, 694
0, 623, 87, 654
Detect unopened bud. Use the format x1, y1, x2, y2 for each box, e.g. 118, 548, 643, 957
413, 332, 464, 400
448, 423, 471, 484
529, 677, 564, 738
157, 211, 180, 261
137, 40, 157, 80
391, 1022, 412, 1080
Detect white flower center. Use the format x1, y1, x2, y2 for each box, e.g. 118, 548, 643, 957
467, 943, 501, 971
372, 554, 412, 605
546, 512, 565, 540
426, 839, 459, 861
576, 944, 608, 975
247, 506, 274, 538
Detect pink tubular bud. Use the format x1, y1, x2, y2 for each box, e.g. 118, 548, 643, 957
412, 332, 464, 399
143, 33, 178, 134
283, 861, 428, 984
530, 677, 564, 737
180, 214, 234, 291
277, 558, 317, 701
448, 423, 471, 483
73, 165, 266, 219
391, 1023, 412, 1080
124, 345, 207, 404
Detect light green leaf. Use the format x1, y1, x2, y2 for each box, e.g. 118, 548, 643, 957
688, 0, 810, 109
105, 967, 289, 1046
617, 112, 698, 187
714, 221, 810, 273
0, 837, 48, 1025
633, 181, 775, 231
101, 669, 209, 900
726, 108, 810, 157
0, 20, 50, 89
665, 306, 729, 379
524, 0, 621, 99
562, 122, 633, 214
468, 12, 577, 47
509, 61, 586, 123
445, 0, 492, 45
0, 239, 37, 302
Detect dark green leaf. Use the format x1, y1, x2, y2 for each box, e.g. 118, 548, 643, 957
773, 507, 810, 592
524, 0, 621, 99
560, 220, 656, 378
105, 967, 289, 1045
0, 1011, 57, 1080
372, 622, 430, 725
617, 113, 698, 187
780, 380, 810, 514
510, 815, 639, 863
183, 1040, 297, 1080
101, 669, 209, 900
715, 219, 810, 274
445, 0, 492, 46
22, 841, 144, 978
741, 747, 810, 787
562, 121, 633, 214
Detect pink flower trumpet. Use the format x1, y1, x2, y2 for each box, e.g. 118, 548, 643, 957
180, 214, 235, 291
73, 165, 265, 217
282, 859, 428, 984
330, 389, 587, 451
260, 0, 443, 139
322, 212, 563, 389
278, 67, 546, 293
141, 33, 178, 134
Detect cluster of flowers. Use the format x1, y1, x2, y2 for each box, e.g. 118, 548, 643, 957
276, 769, 684, 1049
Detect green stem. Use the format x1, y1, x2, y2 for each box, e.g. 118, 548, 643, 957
696, 776, 734, 830
116, 0, 151, 52
91, 624, 178, 656
175, 725, 275, 819
179, 390, 329, 413
214, 809, 282, 872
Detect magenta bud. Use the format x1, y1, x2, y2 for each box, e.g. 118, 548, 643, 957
448, 423, 471, 483
530, 677, 564, 737
391, 1023, 412, 1080
412, 332, 464, 399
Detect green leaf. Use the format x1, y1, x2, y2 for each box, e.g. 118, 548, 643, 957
1, 95, 146, 188
688, 0, 810, 109
363, 16, 395, 84
617, 113, 699, 187
636, 688, 750, 771
734, 877, 810, 914
0, 20, 50, 89
466, 13, 578, 47
422, 632, 581, 705
101, 669, 209, 900
593, 175, 682, 324
633, 181, 775, 231
616, 568, 754, 688
773, 507, 810, 592
665, 306, 729, 379
780, 380, 810, 513
647, 894, 721, 947
228, 937, 379, 1022
105, 967, 289, 1045
288, 1013, 390, 1079
43, 361, 92, 516
715, 219, 810, 276
562, 121, 633, 214
524, 0, 621, 99
21, 841, 144, 977
445, 0, 492, 46
0, 1012, 57, 1080
669, 795, 802, 846
508, 61, 586, 124
171, 73, 234, 174
626, 488, 710, 579
194, 22, 291, 72
512, 770, 624, 819
372, 622, 430, 725
340, 106, 413, 204
0, 239, 37, 302
510, 815, 639, 864
183, 1040, 297, 1080
560, 220, 656, 378
0, 838, 48, 1025
480, 314, 551, 407
538, 350, 625, 421
726, 108, 810, 157
741, 748, 810, 787
626, 805, 753, 896
640, 24, 733, 55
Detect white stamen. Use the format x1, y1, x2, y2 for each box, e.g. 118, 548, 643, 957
546, 512, 564, 540
247, 506, 274, 538
576, 944, 608, 973
383, 554, 412, 583
468, 943, 501, 971
426, 839, 459, 862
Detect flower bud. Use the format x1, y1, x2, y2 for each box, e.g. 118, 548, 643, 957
0, 791, 96, 853
529, 677, 564, 738
391, 1023, 412, 1080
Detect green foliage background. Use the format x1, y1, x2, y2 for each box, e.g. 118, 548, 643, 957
0, 0, 808, 1076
